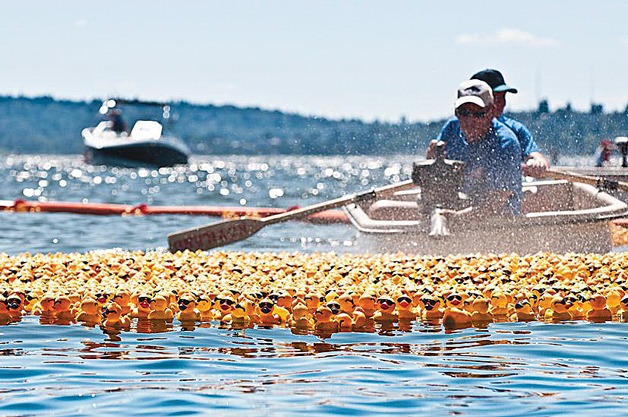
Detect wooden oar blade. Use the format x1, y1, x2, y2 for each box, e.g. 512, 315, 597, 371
168, 218, 264, 252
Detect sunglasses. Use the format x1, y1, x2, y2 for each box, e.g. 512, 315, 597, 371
422, 298, 438, 306
178, 299, 192, 306
378, 298, 395, 306
327, 302, 341, 311
457, 109, 486, 118
138, 296, 152, 303
447, 294, 462, 302
397, 296, 412, 304
218, 298, 235, 306
259, 301, 274, 310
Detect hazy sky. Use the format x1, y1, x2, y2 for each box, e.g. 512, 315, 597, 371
1, 1, 626, 122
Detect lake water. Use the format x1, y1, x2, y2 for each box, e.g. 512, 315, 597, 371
1, 154, 627, 416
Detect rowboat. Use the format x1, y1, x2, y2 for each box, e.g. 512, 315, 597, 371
82, 99, 191, 168
344, 156, 628, 255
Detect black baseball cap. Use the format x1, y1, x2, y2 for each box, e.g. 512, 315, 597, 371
471, 69, 518, 94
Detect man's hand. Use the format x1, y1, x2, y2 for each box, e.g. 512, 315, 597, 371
522, 152, 550, 178
426, 140, 446, 159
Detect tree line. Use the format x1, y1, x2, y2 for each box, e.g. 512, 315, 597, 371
0, 95, 626, 157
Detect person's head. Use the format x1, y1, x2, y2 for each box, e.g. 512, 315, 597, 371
454, 79, 494, 143
471, 69, 517, 117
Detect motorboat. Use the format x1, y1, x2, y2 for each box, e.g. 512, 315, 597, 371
344, 153, 628, 255
82, 99, 191, 167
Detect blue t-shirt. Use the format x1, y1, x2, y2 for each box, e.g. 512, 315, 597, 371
436, 118, 522, 214
499, 115, 540, 159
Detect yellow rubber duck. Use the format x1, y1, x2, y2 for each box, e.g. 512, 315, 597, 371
290, 302, 314, 329
586, 294, 612, 322
373, 296, 398, 323
395, 294, 417, 321
76, 297, 102, 325
147, 295, 174, 321
177, 294, 200, 322
470, 297, 494, 325
313, 306, 339, 332
102, 302, 131, 329
544, 296, 573, 322
511, 299, 537, 322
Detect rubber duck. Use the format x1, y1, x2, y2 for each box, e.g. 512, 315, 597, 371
177, 294, 200, 322
223, 303, 251, 327
5, 294, 24, 319
258, 298, 281, 325
442, 306, 473, 329
213, 293, 236, 320
130, 293, 152, 319
395, 294, 417, 321
147, 295, 174, 321
290, 302, 314, 329
373, 296, 398, 323
337, 292, 356, 315
351, 306, 369, 328
304, 293, 323, 314
326, 300, 353, 329
586, 294, 612, 322
605, 288, 624, 316
544, 296, 573, 322
196, 295, 214, 322
101, 302, 131, 329
112, 290, 132, 316
356, 293, 377, 318
420, 295, 444, 321
470, 297, 494, 325
53, 295, 76, 323
313, 306, 339, 332
488, 291, 511, 317
32, 293, 56, 319
511, 299, 537, 322
76, 297, 102, 325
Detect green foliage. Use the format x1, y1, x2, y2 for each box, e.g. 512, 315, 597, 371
0, 96, 626, 156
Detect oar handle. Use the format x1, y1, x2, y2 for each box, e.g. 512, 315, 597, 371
261, 179, 415, 226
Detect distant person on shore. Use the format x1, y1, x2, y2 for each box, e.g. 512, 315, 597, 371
108, 109, 128, 134
428, 79, 522, 214
594, 139, 615, 167
470, 69, 549, 177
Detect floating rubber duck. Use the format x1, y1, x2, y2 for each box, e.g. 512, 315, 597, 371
356, 293, 377, 318
395, 294, 417, 321
586, 294, 612, 322
147, 294, 174, 321
373, 296, 397, 323
442, 306, 473, 329
101, 302, 131, 329
544, 296, 573, 322
420, 295, 444, 321
258, 298, 281, 325
76, 297, 102, 325
177, 294, 200, 322
130, 293, 152, 319
290, 302, 314, 329
470, 297, 494, 325
32, 293, 56, 320
489, 291, 511, 317
223, 303, 251, 327
53, 295, 76, 323
304, 293, 323, 314
5, 294, 23, 319
213, 293, 236, 321
313, 306, 339, 332
112, 290, 132, 316
326, 300, 353, 329
511, 299, 537, 322
351, 306, 369, 328
196, 295, 214, 322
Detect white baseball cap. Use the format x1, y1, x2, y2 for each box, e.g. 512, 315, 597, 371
454, 79, 494, 109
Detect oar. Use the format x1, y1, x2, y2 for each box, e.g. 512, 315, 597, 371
546, 168, 628, 192
168, 179, 416, 252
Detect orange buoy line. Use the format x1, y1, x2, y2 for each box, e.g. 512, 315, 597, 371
0, 199, 349, 224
